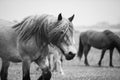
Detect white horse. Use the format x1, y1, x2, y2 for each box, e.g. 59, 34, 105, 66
0, 13, 76, 80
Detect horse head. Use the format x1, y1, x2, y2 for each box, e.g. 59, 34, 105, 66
51, 13, 76, 60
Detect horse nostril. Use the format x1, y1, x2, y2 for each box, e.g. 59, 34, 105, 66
69, 52, 76, 56
69, 51, 72, 55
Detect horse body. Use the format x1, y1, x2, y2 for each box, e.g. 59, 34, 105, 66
0, 24, 50, 80
0, 13, 76, 80
0, 26, 22, 62
81, 30, 112, 49
0, 25, 41, 62
78, 30, 120, 67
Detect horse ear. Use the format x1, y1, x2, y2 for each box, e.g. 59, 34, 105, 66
68, 14, 75, 22
58, 13, 62, 21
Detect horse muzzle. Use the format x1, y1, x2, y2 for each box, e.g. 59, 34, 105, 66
65, 52, 76, 60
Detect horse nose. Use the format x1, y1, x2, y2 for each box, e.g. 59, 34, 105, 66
65, 51, 76, 60
69, 45, 77, 54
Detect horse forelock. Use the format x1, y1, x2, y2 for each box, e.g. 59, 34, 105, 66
48, 18, 73, 45
12, 14, 73, 49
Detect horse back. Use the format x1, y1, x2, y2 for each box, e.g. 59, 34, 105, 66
80, 30, 112, 49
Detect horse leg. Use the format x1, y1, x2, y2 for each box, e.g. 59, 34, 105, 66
52, 55, 57, 72
109, 48, 114, 67
38, 67, 51, 80
83, 45, 91, 66
98, 50, 106, 66
37, 58, 52, 80
48, 54, 52, 71
22, 57, 31, 80
60, 55, 64, 75
0, 60, 10, 80
53, 53, 64, 75
58, 59, 64, 75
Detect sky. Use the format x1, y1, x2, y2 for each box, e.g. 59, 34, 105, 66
0, 0, 120, 26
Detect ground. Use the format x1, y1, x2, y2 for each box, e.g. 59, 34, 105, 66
0, 45, 120, 80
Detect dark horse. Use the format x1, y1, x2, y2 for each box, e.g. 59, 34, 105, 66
0, 13, 76, 80
77, 30, 120, 67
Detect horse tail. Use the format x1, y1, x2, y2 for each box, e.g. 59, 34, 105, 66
77, 35, 84, 60
104, 30, 120, 53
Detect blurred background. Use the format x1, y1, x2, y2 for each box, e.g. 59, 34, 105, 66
0, 0, 120, 31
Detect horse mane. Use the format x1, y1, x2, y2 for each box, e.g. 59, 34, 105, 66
12, 14, 73, 49
103, 30, 120, 53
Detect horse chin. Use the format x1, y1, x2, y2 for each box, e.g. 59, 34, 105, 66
65, 52, 76, 60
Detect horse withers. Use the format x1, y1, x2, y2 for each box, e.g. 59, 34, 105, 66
0, 13, 76, 80
77, 30, 120, 67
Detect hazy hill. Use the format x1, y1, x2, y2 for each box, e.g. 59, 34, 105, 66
0, 18, 119, 33
75, 22, 120, 32
0, 19, 15, 26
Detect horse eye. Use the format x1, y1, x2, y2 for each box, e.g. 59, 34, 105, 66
64, 36, 67, 41
60, 31, 64, 35
63, 36, 70, 45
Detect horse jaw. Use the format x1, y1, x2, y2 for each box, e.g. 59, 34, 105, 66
58, 45, 76, 60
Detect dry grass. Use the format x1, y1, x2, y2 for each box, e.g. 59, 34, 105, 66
1, 51, 120, 80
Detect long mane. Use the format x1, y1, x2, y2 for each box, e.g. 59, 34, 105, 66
12, 14, 73, 49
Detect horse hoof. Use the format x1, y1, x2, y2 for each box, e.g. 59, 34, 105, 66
110, 65, 114, 67
85, 64, 89, 66
98, 63, 101, 67
44, 71, 52, 80
98, 65, 101, 67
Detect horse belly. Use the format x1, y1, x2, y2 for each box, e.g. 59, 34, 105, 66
0, 46, 22, 62
91, 40, 111, 49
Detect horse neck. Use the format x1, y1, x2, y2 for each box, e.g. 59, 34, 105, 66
104, 30, 120, 53
114, 42, 120, 55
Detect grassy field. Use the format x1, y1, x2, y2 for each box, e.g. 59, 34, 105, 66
1, 47, 120, 80
0, 29, 120, 80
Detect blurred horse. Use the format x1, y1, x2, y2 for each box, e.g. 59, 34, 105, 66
48, 45, 64, 75
36, 45, 64, 75
0, 13, 76, 80
77, 30, 120, 67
